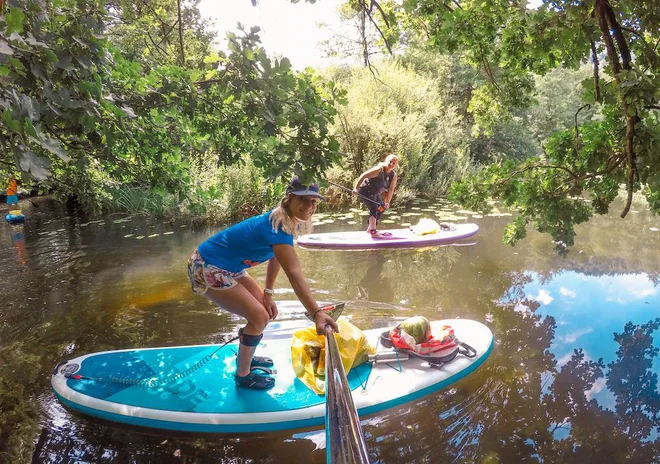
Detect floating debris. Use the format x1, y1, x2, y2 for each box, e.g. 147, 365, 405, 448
163, 231, 174, 235
136, 235, 145, 240
148, 233, 159, 238
124, 234, 134, 238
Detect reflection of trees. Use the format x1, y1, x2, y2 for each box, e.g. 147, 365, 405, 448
356, 251, 394, 302
353, 295, 660, 462
32, 424, 324, 463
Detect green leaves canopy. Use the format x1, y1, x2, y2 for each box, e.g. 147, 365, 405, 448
1, 0, 341, 209
410, 0, 660, 249
334, 0, 660, 249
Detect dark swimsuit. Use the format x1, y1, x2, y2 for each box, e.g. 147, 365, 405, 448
358, 168, 395, 219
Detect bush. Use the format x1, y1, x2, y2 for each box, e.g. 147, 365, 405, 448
324, 59, 473, 199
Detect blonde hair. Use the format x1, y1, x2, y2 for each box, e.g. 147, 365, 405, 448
380, 153, 399, 169
269, 194, 314, 239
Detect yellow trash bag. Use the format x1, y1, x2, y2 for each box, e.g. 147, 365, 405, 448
291, 318, 375, 395
409, 218, 441, 235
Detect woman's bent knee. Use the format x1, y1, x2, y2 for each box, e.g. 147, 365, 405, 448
245, 312, 270, 333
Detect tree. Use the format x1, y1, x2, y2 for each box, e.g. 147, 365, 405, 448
1, 1, 342, 211
0, 0, 114, 183
318, 0, 660, 250
105, 0, 215, 68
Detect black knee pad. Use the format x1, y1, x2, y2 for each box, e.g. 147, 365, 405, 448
238, 327, 263, 347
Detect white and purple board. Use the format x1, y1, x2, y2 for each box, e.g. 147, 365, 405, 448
52, 304, 493, 433
297, 223, 479, 250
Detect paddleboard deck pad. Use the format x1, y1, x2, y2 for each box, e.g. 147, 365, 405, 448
52, 315, 493, 433
297, 223, 479, 250
5, 212, 25, 224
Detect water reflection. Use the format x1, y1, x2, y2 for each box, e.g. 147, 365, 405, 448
356, 252, 394, 302
2, 197, 660, 462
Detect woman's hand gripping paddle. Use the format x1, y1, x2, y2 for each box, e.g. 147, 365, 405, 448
306, 302, 345, 334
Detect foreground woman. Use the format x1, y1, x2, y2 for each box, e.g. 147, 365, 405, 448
188, 176, 338, 389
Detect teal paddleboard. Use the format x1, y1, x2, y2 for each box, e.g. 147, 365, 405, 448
52, 304, 493, 433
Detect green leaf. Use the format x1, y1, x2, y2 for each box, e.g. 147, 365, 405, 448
43, 49, 58, 63
24, 117, 37, 138
19, 151, 52, 180
39, 137, 70, 162
2, 109, 21, 132
5, 8, 26, 35
203, 53, 221, 64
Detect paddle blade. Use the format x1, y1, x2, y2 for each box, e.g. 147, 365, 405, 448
305, 302, 345, 322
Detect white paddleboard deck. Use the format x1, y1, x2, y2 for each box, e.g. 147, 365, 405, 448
297, 223, 479, 250
52, 310, 493, 433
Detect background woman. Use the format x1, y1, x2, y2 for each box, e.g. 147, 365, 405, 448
353, 154, 399, 238
187, 176, 338, 390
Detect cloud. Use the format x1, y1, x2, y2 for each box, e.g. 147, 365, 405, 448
630, 288, 656, 299
559, 287, 576, 298
535, 289, 554, 305
586, 377, 607, 400
560, 328, 593, 343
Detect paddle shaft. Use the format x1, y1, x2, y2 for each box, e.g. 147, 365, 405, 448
327, 180, 384, 212
324, 325, 370, 464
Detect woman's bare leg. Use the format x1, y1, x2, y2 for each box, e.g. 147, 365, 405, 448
236, 272, 264, 302
204, 284, 270, 377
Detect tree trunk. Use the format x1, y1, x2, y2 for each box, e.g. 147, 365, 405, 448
594, 0, 637, 218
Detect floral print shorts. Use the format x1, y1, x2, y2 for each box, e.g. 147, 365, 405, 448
187, 249, 246, 294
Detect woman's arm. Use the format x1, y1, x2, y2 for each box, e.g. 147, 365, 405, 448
261, 257, 281, 319
273, 244, 339, 333
265, 257, 281, 290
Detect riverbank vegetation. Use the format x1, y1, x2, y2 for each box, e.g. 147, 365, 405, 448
3, 0, 655, 249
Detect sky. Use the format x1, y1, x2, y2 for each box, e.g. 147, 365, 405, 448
198, 0, 545, 70
197, 0, 345, 69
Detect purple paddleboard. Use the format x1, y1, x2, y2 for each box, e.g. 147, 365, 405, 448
297, 223, 479, 250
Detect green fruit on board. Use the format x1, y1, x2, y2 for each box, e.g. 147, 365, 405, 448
399, 316, 431, 344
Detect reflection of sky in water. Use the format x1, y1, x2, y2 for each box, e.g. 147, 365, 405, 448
505, 271, 660, 413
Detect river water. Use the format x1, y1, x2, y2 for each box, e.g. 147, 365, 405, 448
2, 196, 660, 463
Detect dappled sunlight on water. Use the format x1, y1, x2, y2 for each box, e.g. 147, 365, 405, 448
2, 196, 660, 462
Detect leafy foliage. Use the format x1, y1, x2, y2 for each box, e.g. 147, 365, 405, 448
328, 0, 660, 249
413, 0, 660, 248
105, 0, 215, 68
325, 59, 474, 198
1, 0, 342, 214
